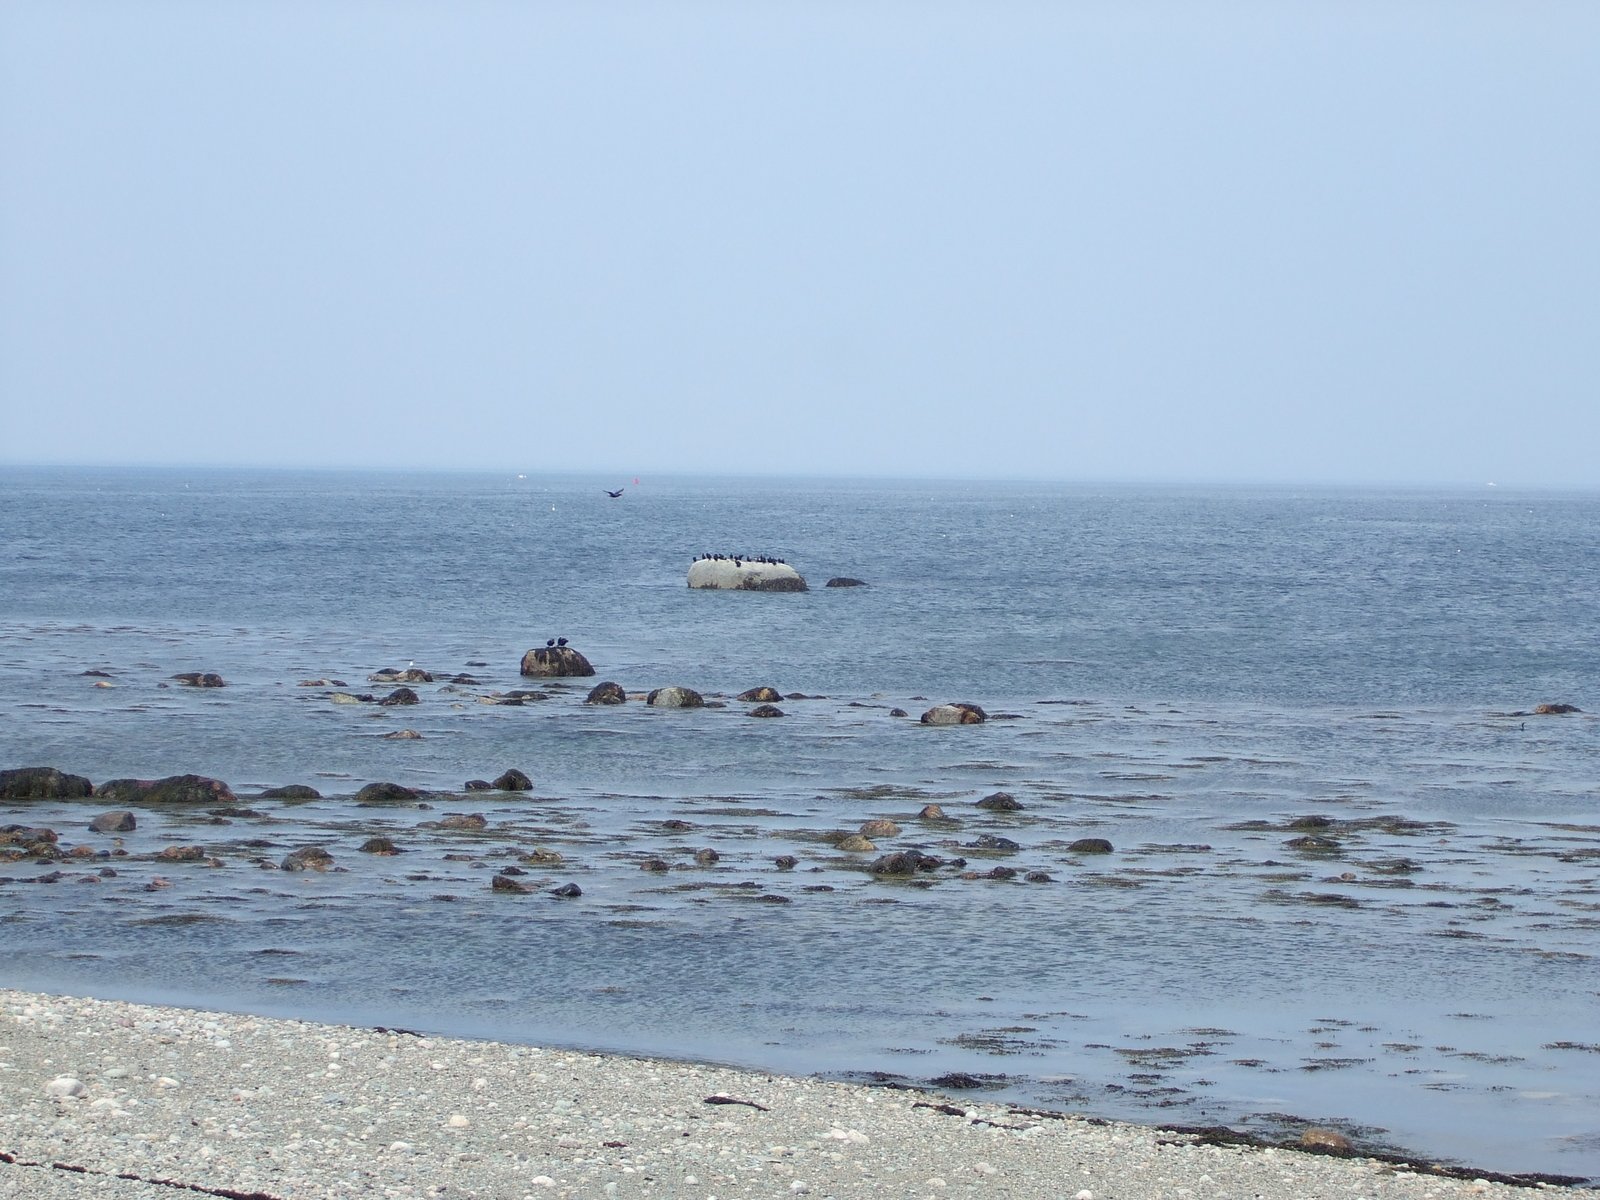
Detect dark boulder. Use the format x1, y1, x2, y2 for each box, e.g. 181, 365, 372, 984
281, 846, 334, 871
520, 646, 596, 678
737, 686, 783, 703
440, 813, 488, 830
464, 779, 492, 791
1069, 838, 1114, 855
0, 767, 94, 800
549, 882, 582, 898
95, 775, 236, 806
378, 687, 419, 706
88, 811, 136, 833
748, 704, 785, 718
1286, 834, 1340, 853
354, 782, 420, 806
825, 577, 867, 588
491, 873, 534, 893
889, 708, 909, 718
359, 837, 402, 855
1534, 702, 1582, 714
258, 784, 321, 800
171, 672, 226, 688
584, 681, 627, 705
492, 769, 533, 792
868, 849, 944, 876
976, 791, 1022, 812
774, 855, 798, 870
967, 834, 1021, 851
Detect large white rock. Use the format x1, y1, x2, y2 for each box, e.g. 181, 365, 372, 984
687, 559, 807, 592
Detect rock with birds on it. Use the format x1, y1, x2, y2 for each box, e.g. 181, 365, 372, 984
920, 702, 987, 726
687, 557, 807, 592
520, 645, 595, 678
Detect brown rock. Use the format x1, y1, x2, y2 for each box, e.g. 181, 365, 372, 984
584, 681, 627, 705
520, 646, 596, 678
281, 846, 334, 871
859, 819, 902, 838
1298, 1128, 1353, 1153
737, 686, 783, 703
976, 792, 1023, 812
836, 835, 876, 852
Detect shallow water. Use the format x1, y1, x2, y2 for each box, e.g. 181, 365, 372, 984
2, 467, 1598, 1181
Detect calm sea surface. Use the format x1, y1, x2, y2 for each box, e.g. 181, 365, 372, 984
2, 467, 1598, 1180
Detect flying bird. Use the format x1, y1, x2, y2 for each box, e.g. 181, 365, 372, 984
605, 488, 624, 498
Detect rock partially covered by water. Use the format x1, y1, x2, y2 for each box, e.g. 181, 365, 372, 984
377, 687, 419, 706
520, 645, 595, 678
1068, 838, 1114, 855
88, 810, 136, 833
825, 577, 867, 588
259, 784, 321, 800
687, 558, 807, 592
171, 672, 226, 688
737, 686, 783, 702
491, 769, 532, 792
281, 846, 334, 871
976, 792, 1022, 811
748, 704, 785, 718
868, 849, 945, 875
369, 667, 433, 684
1534, 702, 1582, 714
0, 767, 94, 800
584, 681, 627, 705
647, 686, 705, 709
921, 702, 987, 726
95, 775, 235, 806
354, 782, 419, 806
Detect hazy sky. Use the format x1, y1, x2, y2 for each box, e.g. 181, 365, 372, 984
2, 2, 1596, 485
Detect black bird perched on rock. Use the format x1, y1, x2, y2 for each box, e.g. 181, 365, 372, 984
546, 639, 556, 647
605, 488, 624, 498
557, 637, 568, 647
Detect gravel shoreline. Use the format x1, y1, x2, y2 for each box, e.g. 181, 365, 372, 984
0, 989, 1585, 1199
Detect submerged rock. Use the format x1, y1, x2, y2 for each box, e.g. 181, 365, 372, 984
491, 769, 532, 791
377, 687, 419, 706
359, 837, 402, 855
747, 704, 785, 718
171, 672, 226, 688
584, 681, 627, 705
825, 577, 867, 588
0, 767, 94, 800
859, 819, 902, 838
868, 849, 944, 875
1534, 702, 1582, 714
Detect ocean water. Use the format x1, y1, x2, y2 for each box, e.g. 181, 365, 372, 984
2, 466, 1598, 1181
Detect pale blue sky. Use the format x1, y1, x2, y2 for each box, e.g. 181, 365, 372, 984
2, 2, 1596, 485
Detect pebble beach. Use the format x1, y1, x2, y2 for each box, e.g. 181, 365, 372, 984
0, 990, 1586, 1200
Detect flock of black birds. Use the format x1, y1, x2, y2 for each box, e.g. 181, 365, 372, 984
543, 637, 570, 648
692, 553, 786, 567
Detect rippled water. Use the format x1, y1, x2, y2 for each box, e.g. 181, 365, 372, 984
2, 467, 1598, 1181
